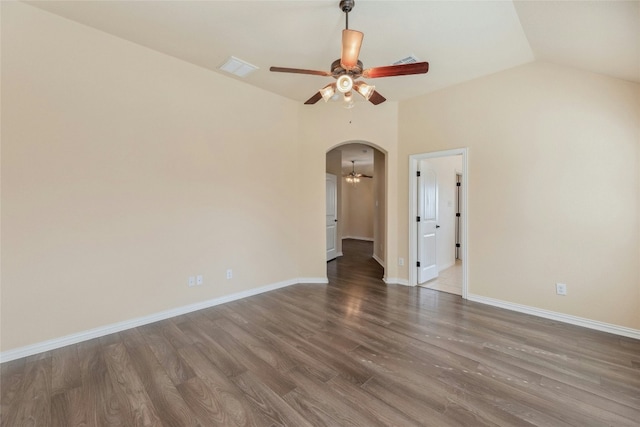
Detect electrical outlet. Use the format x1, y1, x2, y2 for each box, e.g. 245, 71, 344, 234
226, 269, 233, 279
399, 257, 404, 266
196, 275, 203, 285
556, 283, 567, 296
188, 276, 196, 287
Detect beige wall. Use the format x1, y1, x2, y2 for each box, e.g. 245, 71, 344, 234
342, 178, 374, 240
373, 149, 386, 263
1, 2, 301, 351
298, 102, 399, 282
399, 62, 640, 329
2, 2, 638, 355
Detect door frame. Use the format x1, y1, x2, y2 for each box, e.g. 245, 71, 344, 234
326, 141, 388, 280
409, 148, 468, 298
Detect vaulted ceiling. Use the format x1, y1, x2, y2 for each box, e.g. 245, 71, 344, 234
26, 1, 639, 106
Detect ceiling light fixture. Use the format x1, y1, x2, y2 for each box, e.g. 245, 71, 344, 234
269, 0, 429, 107
354, 81, 375, 100
345, 160, 372, 183
320, 83, 337, 102
336, 74, 353, 93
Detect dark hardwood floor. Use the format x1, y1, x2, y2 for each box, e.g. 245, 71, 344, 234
2, 239, 639, 426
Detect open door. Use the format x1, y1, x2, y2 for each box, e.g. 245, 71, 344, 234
417, 162, 438, 283
326, 173, 338, 261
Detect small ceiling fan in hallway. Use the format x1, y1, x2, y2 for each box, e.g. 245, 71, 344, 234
345, 161, 372, 184
270, 0, 429, 106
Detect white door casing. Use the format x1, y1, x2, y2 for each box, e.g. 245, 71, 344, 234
409, 148, 468, 298
417, 162, 438, 283
326, 173, 338, 261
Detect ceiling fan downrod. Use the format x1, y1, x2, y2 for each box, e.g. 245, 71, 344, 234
340, 0, 355, 29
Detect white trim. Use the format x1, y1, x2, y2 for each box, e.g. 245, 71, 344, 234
0, 277, 327, 363
296, 277, 329, 284
467, 294, 640, 340
438, 261, 455, 272
384, 277, 413, 287
372, 254, 385, 268
342, 236, 374, 242
336, 252, 344, 257
409, 148, 468, 300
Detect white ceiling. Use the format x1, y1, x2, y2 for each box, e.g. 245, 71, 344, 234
26, 0, 640, 107
338, 143, 375, 176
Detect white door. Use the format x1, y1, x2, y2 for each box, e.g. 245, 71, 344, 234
417, 163, 438, 283
326, 173, 338, 261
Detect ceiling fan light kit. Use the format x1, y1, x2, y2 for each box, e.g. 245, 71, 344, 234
354, 81, 375, 100
269, 0, 429, 107
320, 83, 337, 102
345, 160, 372, 184
336, 74, 353, 93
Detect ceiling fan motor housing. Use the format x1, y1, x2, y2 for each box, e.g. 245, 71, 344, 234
331, 59, 363, 77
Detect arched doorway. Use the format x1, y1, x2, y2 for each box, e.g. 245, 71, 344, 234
326, 141, 387, 279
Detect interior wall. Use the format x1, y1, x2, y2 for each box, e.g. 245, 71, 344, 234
373, 149, 386, 264
342, 179, 374, 240
298, 102, 399, 282
399, 61, 640, 329
1, 2, 301, 352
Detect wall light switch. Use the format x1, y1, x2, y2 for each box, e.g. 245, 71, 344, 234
399, 257, 405, 266
188, 276, 196, 287
196, 275, 203, 285
226, 269, 233, 279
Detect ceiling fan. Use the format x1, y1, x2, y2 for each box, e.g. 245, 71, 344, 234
345, 160, 372, 183
270, 0, 429, 106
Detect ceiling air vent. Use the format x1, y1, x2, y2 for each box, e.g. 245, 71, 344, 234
392, 55, 419, 66
219, 56, 259, 77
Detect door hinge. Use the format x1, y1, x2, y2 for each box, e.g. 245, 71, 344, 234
456, 243, 461, 248
456, 182, 461, 186
416, 171, 421, 177
416, 216, 420, 222
416, 261, 421, 267
456, 213, 461, 217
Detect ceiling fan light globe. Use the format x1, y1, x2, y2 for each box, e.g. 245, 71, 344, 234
354, 81, 375, 100
319, 83, 336, 102
336, 75, 353, 93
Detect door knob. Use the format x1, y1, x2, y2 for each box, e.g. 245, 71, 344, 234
436, 225, 440, 228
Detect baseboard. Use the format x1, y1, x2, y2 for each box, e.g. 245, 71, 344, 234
296, 277, 329, 284
467, 294, 640, 340
384, 277, 412, 287
438, 261, 455, 272
0, 277, 327, 363
372, 254, 385, 268
342, 236, 374, 242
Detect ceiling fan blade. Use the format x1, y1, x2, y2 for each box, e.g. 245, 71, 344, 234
368, 90, 386, 105
341, 29, 364, 70
304, 91, 323, 105
362, 62, 429, 79
360, 174, 373, 178
270, 66, 332, 77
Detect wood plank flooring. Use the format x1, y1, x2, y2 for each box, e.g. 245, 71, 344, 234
2, 238, 639, 426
